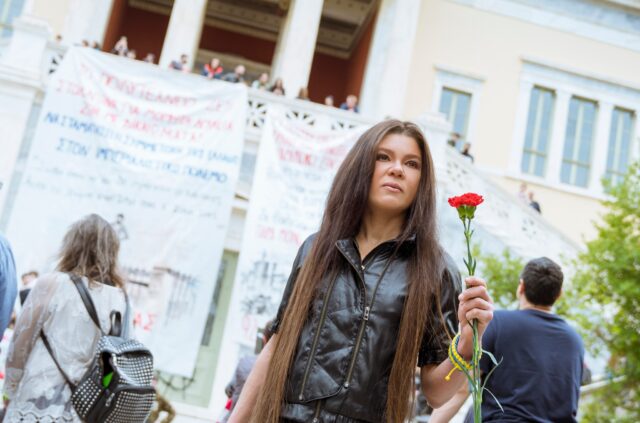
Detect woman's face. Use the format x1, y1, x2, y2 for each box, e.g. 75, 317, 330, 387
367, 133, 422, 216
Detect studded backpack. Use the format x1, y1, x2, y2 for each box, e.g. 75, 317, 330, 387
40, 274, 156, 423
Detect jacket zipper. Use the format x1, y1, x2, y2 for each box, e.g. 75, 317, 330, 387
311, 401, 322, 423
341, 252, 394, 388
298, 275, 339, 401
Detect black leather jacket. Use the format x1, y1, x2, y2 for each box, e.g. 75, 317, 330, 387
272, 235, 462, 423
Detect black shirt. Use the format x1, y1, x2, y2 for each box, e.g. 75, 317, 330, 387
466, 309, 584, 423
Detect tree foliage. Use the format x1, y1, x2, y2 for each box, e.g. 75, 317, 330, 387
571, 162, 640, 421
477, 246, 524, 310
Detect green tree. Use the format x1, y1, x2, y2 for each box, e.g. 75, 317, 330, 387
477, 247, 525, 310
477, 246, 572, 315
572, 162, 640, 422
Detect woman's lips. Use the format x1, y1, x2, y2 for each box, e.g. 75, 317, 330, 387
382, 183, 402, 193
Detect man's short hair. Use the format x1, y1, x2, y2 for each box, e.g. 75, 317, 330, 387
521, 257, 563, 306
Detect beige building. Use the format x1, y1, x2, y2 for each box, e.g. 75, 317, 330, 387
403, 0, 640, 244
0, 0, 637, 421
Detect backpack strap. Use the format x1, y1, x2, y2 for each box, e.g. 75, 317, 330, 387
40, 330, 76, 391
121, 289, 132, 339
107, 291, 131, 337
109, 311, 122, 337
69, 274, 104, 335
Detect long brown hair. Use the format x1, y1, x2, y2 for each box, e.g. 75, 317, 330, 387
57, 214, 125, 288
253, 120, 445, 422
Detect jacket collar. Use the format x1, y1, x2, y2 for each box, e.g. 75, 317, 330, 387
335, 234, 416, 268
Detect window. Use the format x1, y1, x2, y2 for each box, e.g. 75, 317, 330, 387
605, 107, 634, 186
0, 0, 25, 39
439, 87, 471, 147
561, 97, 597, 187
521, 87, 555, 177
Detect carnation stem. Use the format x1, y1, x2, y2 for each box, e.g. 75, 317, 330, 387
461, 214, 482, 423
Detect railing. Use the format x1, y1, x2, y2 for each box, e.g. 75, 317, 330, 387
34, 42, 579, 263
245, 87, 373, 138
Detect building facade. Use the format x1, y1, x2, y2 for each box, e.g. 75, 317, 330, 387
3, 0, 637, 244
404, 0, 640, 243
0, 0, 637, 421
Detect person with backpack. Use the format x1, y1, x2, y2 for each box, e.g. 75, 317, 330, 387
2, 214, 154, 422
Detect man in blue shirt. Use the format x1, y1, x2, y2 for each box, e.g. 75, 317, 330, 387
465, 257, 584, 422
0, 233, 17, 336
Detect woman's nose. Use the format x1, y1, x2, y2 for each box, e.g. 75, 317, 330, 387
388, 161, 404, 177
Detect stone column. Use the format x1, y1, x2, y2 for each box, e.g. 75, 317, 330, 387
590, 101, 614, 192
546, 90, 572, 185
359, 0, 422, 119
159, 0, 208, 70
270, 0, 324, 99
0, 16, 50, 225
62, 0, 115, 46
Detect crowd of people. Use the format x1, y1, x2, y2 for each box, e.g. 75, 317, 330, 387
0, 121, 586, 423
101, 35, 362, 112
6, 34, 582, 423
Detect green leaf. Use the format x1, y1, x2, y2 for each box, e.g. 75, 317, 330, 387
483, 387, 504, 413
459, 367, 476, 389
481, 356, 503, 393
482, 349, 502, 367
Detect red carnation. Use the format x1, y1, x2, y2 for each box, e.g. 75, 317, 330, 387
448, 193, 484, 208
447, 197, 460, 208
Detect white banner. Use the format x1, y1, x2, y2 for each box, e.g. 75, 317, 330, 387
6, 47, 247, 377
212, 108, 365, 404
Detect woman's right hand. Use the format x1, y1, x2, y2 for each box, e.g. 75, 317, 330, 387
456, 276, 494, 359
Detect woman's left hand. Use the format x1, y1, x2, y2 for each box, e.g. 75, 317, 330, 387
456, 276, 494, 359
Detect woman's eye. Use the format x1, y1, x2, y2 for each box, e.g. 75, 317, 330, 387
376, 153, 390, 161
406, 161, 420, 169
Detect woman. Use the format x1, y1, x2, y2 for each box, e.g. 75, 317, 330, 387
229, 120, 494, 422
111, 35, 128, 56
3, 214, 128, 422
270, 78, 286, 96
252, 73, 270, 90
203, 57, 224, 79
